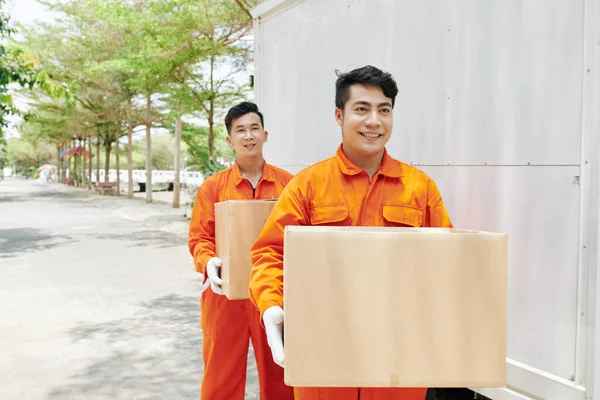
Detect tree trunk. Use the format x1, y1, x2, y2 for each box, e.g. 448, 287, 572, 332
95, 133, 100, 186
88, 135, 92, 190
66, 148, 70, 180
145, 92, 152, 203
72, 139, 76, 181
104, 140, 111, 183
208, 53, 215, 158
57, 145, 62, 182
58, 144, 62, 182
116, 141, 120, 195
64, 144, 68, 182
115, 120, 121, 196
81, 137, 86, 187
127, 98, 134, 199
172, 110, 182, 208
74, 141, 78, 186
208, 111, 214, 159
56, 146, 61, 182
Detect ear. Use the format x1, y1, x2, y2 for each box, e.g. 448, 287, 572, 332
226, 135, 232, 146
263, 130, 268, 142
335, 107, 343, 127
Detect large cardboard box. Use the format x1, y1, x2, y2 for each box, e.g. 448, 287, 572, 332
215, 200, 276, 300
283, 226, 507, 388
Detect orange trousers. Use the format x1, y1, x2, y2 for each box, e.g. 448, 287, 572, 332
293, 387, 427, 400
200, 289, 293, 400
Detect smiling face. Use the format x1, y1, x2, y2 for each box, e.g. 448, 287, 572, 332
335, 83, 393, 160
226, 112, 268, 159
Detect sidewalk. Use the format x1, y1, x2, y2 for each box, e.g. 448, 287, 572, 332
53, 182, 192, 240
51, 181, 262, 398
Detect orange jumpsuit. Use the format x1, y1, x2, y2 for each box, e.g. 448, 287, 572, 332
188, 161, 294, 400
249, 145, 453, 400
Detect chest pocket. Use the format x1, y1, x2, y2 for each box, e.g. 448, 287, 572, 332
309, 204, 350, 226
382, 205, 424, 227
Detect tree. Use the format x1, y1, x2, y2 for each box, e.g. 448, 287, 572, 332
5, 136, 56, 174
155, 0, 255, 158
10, 0, 255, 195
179, 122, 232, 173
0, 0, 72, 167
0, 0, 35, 141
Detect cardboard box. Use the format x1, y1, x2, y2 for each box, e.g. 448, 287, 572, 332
215, 200, 276, 300
283, 226, 507, 388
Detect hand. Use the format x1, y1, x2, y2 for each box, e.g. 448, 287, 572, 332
263, 305, 285, 367
206, 257, 224, 295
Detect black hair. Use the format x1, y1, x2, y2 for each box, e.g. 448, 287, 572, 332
224, 101, 264, 135
335, 65, 399, 109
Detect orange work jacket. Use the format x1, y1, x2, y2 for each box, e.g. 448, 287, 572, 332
249, 145, 453, 318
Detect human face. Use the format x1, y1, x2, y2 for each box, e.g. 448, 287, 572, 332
226, 112, 268, 158
335, 84, 393, 160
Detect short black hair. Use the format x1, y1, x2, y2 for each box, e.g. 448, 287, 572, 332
335, 65, 399, 109
224, 101, 264, 135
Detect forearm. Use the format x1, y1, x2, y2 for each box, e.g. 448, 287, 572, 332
249, 248, 284, 319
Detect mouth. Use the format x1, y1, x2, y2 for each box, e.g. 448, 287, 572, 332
244, 143, 256, 148
359, 132, 383, 139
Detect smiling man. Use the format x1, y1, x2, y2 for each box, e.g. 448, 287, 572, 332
248, 65, 453, 400
188, 102, 294, 400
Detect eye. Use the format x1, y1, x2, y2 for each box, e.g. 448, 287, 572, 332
380, 108, 391, 113
355, 107, 368, 112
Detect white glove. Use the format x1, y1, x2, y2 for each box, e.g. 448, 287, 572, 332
206, 257, 224, 295
263, 305, 285, 367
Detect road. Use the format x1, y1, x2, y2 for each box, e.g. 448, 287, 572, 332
0, 178, 259, 399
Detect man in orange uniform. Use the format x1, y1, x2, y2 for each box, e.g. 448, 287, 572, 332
249, 65, 453, 400
188, 102, 294, 400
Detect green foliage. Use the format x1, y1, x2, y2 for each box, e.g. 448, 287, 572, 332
8, 0, 256, 174
131, 133, 176, 170
179, 122, 233, 174
0, 0, 74, 151
5, 136, 56, 173
0, 0, 36, 143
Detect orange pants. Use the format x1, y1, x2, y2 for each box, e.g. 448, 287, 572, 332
293, 387, 427, 400
200, 289, 293, 400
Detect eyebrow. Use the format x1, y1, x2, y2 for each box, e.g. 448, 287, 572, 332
352, 100, 393, 108
235, 123, 260, 129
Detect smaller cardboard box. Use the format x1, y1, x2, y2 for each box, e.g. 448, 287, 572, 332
215, 200, 276, 300
283, 226, 507, 388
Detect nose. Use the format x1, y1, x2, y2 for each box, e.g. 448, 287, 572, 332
365, 110, 381, 127
243, 129, 252, 139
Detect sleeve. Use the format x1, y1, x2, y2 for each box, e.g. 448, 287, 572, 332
249, 183, 309, 321
188, 178, 218, 278
425, 178, 453, 228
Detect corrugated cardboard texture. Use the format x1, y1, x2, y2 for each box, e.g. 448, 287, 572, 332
283, 226, 507, 388
215, 200, 276, 300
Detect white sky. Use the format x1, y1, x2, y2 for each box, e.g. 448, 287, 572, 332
7, 0, 56, 25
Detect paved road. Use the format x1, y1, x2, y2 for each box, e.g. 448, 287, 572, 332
0, 178, 259, 399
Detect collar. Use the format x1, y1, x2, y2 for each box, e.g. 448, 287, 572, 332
335, 144, 403, 179
233, 160, 276, 186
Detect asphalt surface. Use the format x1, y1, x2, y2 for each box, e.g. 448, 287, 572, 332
0, 177, 259, 399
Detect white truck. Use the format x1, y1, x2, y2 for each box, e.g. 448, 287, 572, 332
250, 1, 600, 400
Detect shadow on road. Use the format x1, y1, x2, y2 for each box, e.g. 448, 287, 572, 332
0, 194, 26, 203
47, 294, 203, 400
0, 228, 76, 259
32, 190, 96, 206
88, 230, 184, 248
